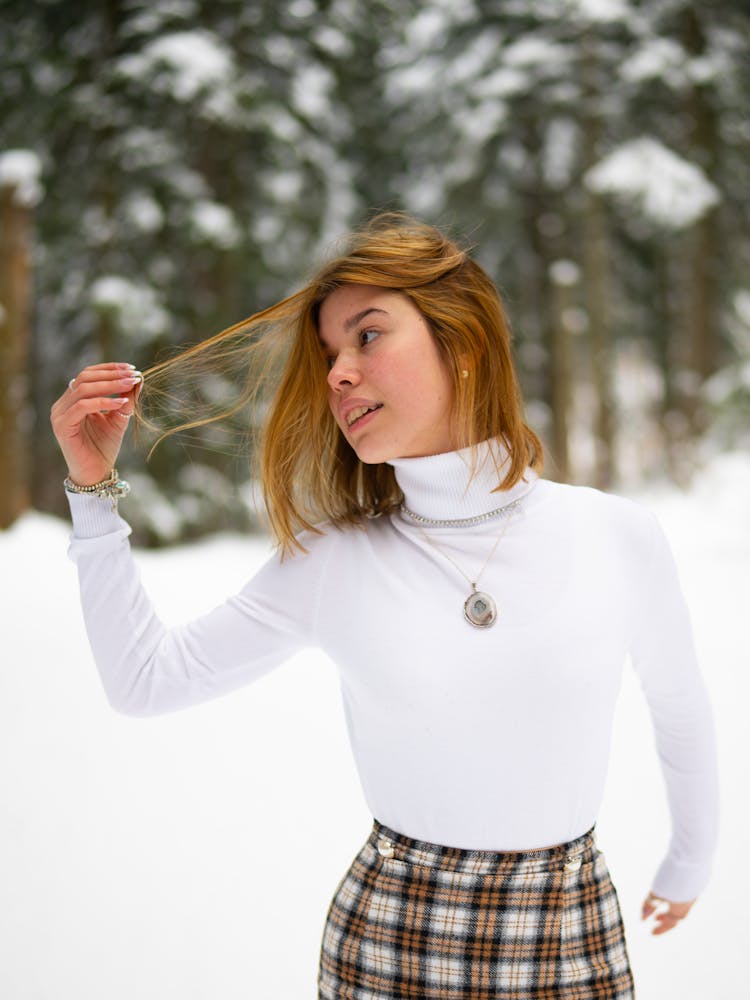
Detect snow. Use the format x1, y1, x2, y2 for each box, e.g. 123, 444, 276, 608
263, 170, 304, 205
124, 192, 165, 234
291, 63, 335, 120
620, 39, 724, 90
703, 362, 750, 406
543, 118, 578, 189
189, 201, 242, 249
620, 38, 687, 86
733, 290, 750, 328
117, 30, 235, 102
1, 454, 747, 999
502, 35, 570, 71
585, 138, 720, 230
288, 0, 316, 18
0, 149, 43, 206
115, 126, 182, 172
89, 276, 170, 341
312, 25, 354, 59
569, 0, 633, 21
549, 258, 580, 287
474, 66, 529, 100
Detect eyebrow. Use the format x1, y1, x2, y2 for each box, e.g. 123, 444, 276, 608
319, 306, 389, 350
344, 307, 389, 332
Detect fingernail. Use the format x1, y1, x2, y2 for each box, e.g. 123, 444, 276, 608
119, 363, 137, 369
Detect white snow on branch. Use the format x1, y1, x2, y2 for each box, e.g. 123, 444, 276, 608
0, 149, 43, 206
503, 36, 570, 71
189, 201, 242, 249
124, 192, 165, 234
620, 38, 689, 87
89, 276, 170, 341
585, 138, 720, 229
291, 63, 334, 119
117, 30, 235, 102
567, 0, 633, 23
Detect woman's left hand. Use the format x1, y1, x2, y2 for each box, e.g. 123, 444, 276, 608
641, 892, 696, 935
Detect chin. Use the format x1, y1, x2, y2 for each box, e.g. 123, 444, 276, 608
343, 436, 401, 465
351, 446, 397, 465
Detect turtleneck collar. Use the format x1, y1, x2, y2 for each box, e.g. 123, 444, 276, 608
388, 438, 539, 522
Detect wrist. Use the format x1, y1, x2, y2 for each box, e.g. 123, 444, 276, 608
64, 468, 130, 509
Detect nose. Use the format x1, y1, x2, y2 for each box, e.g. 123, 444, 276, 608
327, 350, 361, 392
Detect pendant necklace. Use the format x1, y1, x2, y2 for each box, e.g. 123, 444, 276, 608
403, 497, 523, 628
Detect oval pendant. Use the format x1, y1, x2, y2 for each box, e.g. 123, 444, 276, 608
464, 591, 497, 628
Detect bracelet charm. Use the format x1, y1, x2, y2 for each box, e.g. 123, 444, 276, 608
64, 468, 131, 511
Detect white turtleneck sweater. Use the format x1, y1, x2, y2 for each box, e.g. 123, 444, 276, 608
66, 441, 718, 903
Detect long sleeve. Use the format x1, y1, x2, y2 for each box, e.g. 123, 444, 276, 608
628, 511, 719, 901
66, 494, 328, 717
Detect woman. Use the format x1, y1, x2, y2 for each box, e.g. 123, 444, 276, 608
51, 214, 718, 999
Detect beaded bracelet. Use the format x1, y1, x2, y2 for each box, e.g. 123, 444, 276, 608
64, 468, 131, 510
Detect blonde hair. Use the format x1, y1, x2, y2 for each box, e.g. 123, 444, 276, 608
139, 213, 543, 554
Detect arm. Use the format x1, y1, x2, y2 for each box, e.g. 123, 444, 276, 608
66, 494, 322, 716
628, 511, 719, 930
53, 364, 324, 716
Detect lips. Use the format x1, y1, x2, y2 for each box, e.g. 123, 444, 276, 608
346, 403, 383, 428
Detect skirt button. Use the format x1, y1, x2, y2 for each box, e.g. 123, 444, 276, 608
377, 838, 395, 859
564, 855, 582, 873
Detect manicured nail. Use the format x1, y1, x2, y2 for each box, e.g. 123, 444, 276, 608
119, 363, 137, 369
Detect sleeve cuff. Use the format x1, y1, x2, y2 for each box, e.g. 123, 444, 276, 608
651, 854, 713, 903
66, 491, 132, 540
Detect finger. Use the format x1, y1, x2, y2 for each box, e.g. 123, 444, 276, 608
69, 363, 138, 382
53, 395, 131, 435
641, 893, 664, 920
64, 364, 138, 392
56, 374, 142, 416
119, 380, 143, 416
651, 912, 683, 935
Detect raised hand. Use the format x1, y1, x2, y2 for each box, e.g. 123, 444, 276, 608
50, 363, 142, 486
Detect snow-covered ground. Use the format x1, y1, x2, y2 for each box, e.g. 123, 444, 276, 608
1, 453, 747, 999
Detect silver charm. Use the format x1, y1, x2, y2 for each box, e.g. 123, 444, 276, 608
464, 591, 497, 628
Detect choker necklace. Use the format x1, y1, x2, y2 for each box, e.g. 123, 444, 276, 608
413, 498, 523, 628
401, 498, 523, 529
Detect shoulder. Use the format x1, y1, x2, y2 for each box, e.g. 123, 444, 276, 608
538, 478, 659, 561
272, 515, 391, 570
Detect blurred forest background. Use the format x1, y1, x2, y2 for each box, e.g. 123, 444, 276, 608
0, 0, 748, 544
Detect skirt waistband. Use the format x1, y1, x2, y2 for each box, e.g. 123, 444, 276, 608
369, 820, 596, 876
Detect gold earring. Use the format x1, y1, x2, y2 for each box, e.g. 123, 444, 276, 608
461, 369, 470, 379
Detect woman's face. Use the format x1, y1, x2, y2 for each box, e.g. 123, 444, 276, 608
318, 284, 459, 464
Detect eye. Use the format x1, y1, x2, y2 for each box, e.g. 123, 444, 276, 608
359, 328, 380, 347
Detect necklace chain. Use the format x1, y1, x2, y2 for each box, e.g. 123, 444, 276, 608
415, 501, 521, 591
400, 495, 524, 529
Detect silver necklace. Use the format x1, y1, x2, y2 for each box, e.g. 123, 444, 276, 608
401, 497, 523, 529
413, 499, 522, 628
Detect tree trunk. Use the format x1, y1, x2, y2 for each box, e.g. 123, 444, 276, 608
580, 39, 616, 490
0, 184, 33, 528
549, 267, 573, 483
680, 7, 721, 438
581, 185, 615, 489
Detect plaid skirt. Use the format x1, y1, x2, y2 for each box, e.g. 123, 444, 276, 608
318, 820, 634, 1000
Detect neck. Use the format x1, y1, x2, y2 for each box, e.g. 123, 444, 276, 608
388, 438, 538, 523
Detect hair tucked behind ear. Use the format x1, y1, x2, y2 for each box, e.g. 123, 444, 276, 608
137, 212, 543, 555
